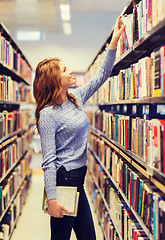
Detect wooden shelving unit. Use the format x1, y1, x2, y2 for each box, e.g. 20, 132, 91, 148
86, 0, 165, 239
0, 23, 34, 239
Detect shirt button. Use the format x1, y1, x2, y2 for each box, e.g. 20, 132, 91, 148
65, 178, 68, 180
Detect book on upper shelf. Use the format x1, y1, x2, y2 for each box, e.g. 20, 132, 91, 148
42, 186, 80, 217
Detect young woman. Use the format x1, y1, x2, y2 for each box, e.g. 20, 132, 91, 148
33, 16, 125, 240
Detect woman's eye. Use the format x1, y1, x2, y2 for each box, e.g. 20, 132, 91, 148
63, 67, 66, 72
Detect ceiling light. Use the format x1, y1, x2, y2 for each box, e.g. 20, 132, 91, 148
63, 22, 72, 35
15, 0, 38, 3
16, 31, 44, 41
60, 4, 71, 21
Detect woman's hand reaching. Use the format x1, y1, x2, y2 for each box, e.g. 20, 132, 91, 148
109, 15, 126, 50
47, 199, 71, 218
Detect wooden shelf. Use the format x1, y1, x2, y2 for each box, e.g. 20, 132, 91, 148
98, 97, 165, 106
0, 122, 35, 148
0, 21, 33, 239
0, 61, 30, 86
0, 129, 22, 147
0, 100, 20, 105
86, 1, 165, 239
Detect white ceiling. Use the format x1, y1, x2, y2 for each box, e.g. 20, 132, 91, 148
0, 0, 129, 72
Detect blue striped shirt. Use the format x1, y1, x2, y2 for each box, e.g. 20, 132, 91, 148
39, 49, 116, 200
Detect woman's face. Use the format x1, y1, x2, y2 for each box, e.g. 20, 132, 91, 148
59, 61, 76, 88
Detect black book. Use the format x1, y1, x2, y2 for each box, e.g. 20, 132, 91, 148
133, 4, 139, 44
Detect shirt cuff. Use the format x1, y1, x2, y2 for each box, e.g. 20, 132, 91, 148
46, 189, 56, 200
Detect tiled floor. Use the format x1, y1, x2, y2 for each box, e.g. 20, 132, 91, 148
11, 153, 103, 240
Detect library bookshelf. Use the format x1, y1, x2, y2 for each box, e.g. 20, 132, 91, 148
0, 23, 34, 239
86, 0, 165, 240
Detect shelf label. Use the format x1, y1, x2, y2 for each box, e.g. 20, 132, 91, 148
157, 104, 165, 115
132, 105, 137, 114
143, 105, 149, 114
123, 105, 127, 113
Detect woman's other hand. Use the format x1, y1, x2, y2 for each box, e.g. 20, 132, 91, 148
47, 199, 71, 218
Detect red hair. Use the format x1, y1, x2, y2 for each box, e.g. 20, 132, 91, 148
33, 58, 81, 132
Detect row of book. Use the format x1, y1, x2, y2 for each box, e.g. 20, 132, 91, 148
116, 0, 165, 59
0, 176, 30, 239
87, 110, 165, 173
115, 45, 164, 100
87, 151, 165, 239
90, 177, 155, 240
87, 168, 154, 240
86, 173, 120, 240
87, 43, 165, 104
0, 130, 33, 178
0, 75, 31, 103
0, 33, 31, 83
0, 109, 33, 139
0, 150, 32, 217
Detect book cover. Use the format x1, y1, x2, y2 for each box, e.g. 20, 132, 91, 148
135, 176, 140, 212
159, 200, 165, 240
147, 57, 152, 97
125, 117, 128, 149
133, 4, 139, 43
160, 46, 164, 96
130, 223, 141, 240
163, 122, 165, 174
0, 186, 2, 216
133, 173, 137, 210
153, 119, 160, 169
163, 45, 165, 96
139, 1, 143, 39
0, 232, 3, 240
154, 49, 161, 97
147, 0, 152, 32
42, 186, 79, 217
138, 179, 143, 215
123, 209, 133, 240
1, 224, 9, 240
140, 183, 146, 219
142, 0, 147, 37
125, 164, 128, 199
131, 172, 134, 207
134, 229, 146, 240
127, 167, 131, 203
160, 123, 164, 173
143, 120, 148, 162
153, 192, 157, 238
120, 159, 123, 191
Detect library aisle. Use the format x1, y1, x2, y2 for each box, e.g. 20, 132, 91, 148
10, 153, 103, 240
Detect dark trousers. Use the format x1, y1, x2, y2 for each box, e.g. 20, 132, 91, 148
50, 165, 96, 240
